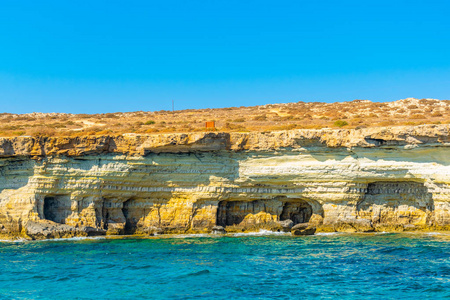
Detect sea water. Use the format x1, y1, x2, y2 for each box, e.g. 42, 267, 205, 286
0, 232, 449, 299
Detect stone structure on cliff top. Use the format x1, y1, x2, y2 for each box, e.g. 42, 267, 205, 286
0, 124, 449, 239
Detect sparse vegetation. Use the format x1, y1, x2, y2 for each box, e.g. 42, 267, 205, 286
333, 120, 348, 127
0, 98, 447, 137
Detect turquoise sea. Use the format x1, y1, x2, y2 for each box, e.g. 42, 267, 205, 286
1, 232, 449, 299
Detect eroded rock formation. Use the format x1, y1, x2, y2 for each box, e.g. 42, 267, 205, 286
0, 124, 449, 239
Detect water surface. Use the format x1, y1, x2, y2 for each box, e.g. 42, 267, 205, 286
1, 232, 449, 299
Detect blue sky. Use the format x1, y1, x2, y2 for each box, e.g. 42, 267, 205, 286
0, 0, 449, 113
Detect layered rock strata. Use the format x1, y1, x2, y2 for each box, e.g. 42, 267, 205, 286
0, 125, 449, 239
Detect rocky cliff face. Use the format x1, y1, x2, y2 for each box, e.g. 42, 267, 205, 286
0, 124, 449, 239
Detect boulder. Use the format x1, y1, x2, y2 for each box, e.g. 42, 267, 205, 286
25, 220, 84, 240
82, 226, 107, 236
403, 224, 417, 231
277, 219, 294, 231
291, 223, 316, 236
211, 226, 226, 234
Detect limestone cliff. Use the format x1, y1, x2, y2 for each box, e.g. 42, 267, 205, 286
0, 124, 449, 239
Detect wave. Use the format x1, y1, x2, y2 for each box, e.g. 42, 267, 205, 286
42, 236, 107, 242
232, 229, 289, 237
315, 232, 342, 236
0, 238, 29, 243
36, 236, 106, 243
1, 236, 109, 243
176, 269, 211, 279
169, 233, 211, 239
186, 269, 211, 276
422, 232, 450, 236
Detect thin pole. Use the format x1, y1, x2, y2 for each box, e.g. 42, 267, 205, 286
172, 100, 174, 113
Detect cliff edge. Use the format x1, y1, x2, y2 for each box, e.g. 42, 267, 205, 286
0, 124, 448, 157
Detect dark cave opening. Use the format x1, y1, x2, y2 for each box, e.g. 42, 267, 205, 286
43, 197, 57, 222
280, 201, 313, 225
43, 196, 71, 224
216, 199, 313, 227
122, 198, 138, 233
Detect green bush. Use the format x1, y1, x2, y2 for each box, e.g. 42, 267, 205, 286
334, 120, 348, 127
145, 120, 155, 125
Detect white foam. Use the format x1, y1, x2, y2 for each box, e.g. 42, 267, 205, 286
232, 229, 289, 237
0, 238, 29, 243
40, 236, 106, 242
315, 232, 341, 236
423, 232, 450, 236
169, 233, 211, 239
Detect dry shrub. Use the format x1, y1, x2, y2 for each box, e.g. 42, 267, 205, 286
145, 128, 159, 133
15, 116, 36, 121
104, 113, 119, 119
77, 114, 93, 118
28, 126, 57, 137
96, 129, 113, 135
348, 118, 363, 125
253, 115, 267, 121
419, 99, 439, 105
377, 120, 396, 126
431, 112, 443, 117
48, 123, 66, 128
225, 123, 248, 131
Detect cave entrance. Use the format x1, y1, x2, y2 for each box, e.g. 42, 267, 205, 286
217, 200, 272, 227
216, 199, 313, 227
280, 201, 313, 225
122, 199, 138, 234
359, 181, 433, 225
43, 195, 71, 224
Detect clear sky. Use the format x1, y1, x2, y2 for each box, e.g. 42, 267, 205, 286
0, 0, 449, 113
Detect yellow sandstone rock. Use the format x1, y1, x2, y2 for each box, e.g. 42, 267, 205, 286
0, 124, 449, 239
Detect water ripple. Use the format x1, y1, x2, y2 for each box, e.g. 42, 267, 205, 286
0, 233, 449, 299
